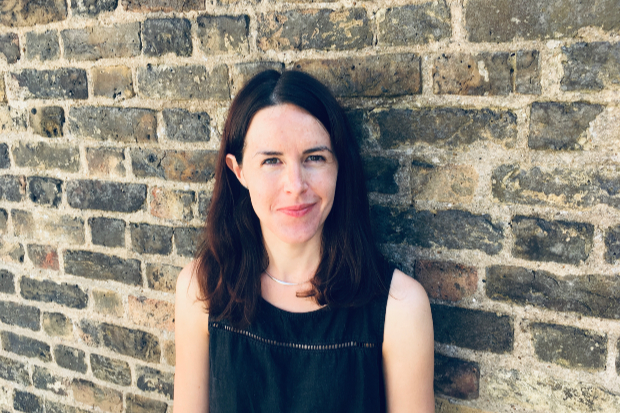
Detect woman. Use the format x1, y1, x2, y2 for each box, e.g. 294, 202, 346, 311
174, 70, 434, 412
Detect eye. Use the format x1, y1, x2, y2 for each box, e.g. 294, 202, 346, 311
306, 154, 326, 162
262, 158, 280, 165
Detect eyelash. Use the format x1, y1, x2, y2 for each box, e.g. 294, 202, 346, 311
261, 155, 326, 165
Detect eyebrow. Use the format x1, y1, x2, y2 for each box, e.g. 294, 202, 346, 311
253, 146, 333, 157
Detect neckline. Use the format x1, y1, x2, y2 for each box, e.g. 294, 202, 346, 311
259, 295, 330, 317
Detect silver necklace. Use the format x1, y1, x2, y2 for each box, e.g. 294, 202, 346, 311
264, 269, 310, 286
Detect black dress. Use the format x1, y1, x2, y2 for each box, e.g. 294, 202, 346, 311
208, 268, 394, 413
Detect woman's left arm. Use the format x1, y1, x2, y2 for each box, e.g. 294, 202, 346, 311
383, 269, 435, 413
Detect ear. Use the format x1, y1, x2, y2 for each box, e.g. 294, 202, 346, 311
225, 154, 248, 188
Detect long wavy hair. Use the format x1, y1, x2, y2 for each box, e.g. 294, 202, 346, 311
195, 70, 386, 327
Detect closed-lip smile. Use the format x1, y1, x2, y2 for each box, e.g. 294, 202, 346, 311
278, 203, 316, 217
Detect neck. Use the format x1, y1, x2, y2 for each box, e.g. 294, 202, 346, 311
261, 229, 322, 284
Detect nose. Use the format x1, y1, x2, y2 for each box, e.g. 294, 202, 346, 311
283, 162, 308, 194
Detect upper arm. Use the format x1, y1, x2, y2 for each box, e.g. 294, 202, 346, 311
383, 269, 435, 413
174, 260, 210, 413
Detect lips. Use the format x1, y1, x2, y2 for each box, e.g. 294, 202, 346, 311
278, 203, 316, 217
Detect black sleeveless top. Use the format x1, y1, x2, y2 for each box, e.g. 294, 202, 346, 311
208, 268, 394, 413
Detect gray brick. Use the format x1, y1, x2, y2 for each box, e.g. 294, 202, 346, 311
0, 300, 40, 330
197, 191, 211, 220
512, 216, 594, 264
126, 394, 168, 413
77, 319, 101, 346
67, 180, 146, 212
54, 345, 87, 373
531, 323, 606, 370
27, 244, 59, 270
257, 8, 371, 51
435, 354, 479, 400
62, 23, 140, 61
529, 102, 604, 150
146, 263, 180, 293
20, 277, 88, 309
33, 366, 69, 395
174, 226, 201, 257
69, 106, 157, 143
93, 290, 122, 316
378, 1, 451, 46
45, 401, 89, 413
42, 312, 73, 337
1, 331, 51, 361
71, 0, 118, 16
91, 354, 131, 386
362, 155, 399, 194
0, 269, 15, 294
136, 365, 173, 398
70, 379, 123, 413
64, 250, 142, 285
561, 42, 620, 91
28, 176, 62, 207
163, 109, 210, 142
13, 390, 43, 413
12, 142, 80, 172
0, 0, 67, 27
0, 208, 6, 233
295, 54, 421, 98
131, 149, 217, 183
516, 50, 542, 94
89, 217, 126, 247
30, 106, 64, 138
606, 225, 620, 264
143, 18, 192, 57
131, 223, 173, 255
25, 30, 60, 61
0, 144, 9, 168
0, 175, 26, 202
0, 105, 27, 132
433, 52, 512, 96
122, 0, 204, 12
0, 355, 31, 386
99, 323, 161, 362
230, 61, 284, 94
197, 15, 249, 55
9, 68, 88, 100
0, 33, 20, 64
137, 64, 230, 100
13, 209, 84, 244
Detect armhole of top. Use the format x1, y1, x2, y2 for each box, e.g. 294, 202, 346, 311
375, 261, 397, 343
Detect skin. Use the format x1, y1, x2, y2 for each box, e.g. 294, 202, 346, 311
174, 104, 434, 412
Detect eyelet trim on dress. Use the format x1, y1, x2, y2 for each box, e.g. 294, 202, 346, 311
210, 322, 377, 350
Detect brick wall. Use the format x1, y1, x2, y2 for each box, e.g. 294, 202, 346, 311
0, 0, 619, 412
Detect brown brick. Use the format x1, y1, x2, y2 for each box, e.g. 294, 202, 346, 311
197, 15, 249, 55
415, 260, 478, 302
146, 263, 180, 293
42, 312, 73, 337
435, 354, 479, 400
412, 164, 478, 204
27, 244, 59, 270
12, 141, 80, 172
92, 66, 134, 100
132, 149, 217, 183
93, 289, 123, 317
122, 0, 204, 12
12, 210, 84, 244
378, 1, 451, 46
62, 24, 140, 61
163, 340, 175, 366
433, 53, 512, 96
150, 187, 194, 221
126, 393, 168, 413
435, 399, 493, 413
29, 106, 64, 138
86, 147, 126, 177
294, 54, 421, 98
230, 61, 284, 94
137, 64, 230, 100
71, 379, 123, 413
0, 0, 67, 26
128, 296, 174, 332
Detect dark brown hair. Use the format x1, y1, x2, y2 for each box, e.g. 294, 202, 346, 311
195, 70, 386, 327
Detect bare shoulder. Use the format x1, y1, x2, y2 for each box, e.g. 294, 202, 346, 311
387, 268, 431, 315
176, 259, 201, 302
175, 259, 209, 332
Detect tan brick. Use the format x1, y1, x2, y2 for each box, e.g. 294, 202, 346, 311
42, 312, 73, 337
127, 296, 174, 332
415, 260, 478, 302
0, 77, 5, 103
164, 340, 175, 366
150, 186, 194, 221
433, 53, 512, 96
71, 379, 122, 413
12, 210, 84, 244
146, 263, 180, 293
435, 398, 492, 413
62, 24, 140, 61
93, 290, 123, 317
92, 66, 134, 100
413, 165, 478, 203
0, 106, 27, 132
0, 240, 24, 264
86, 148, 126, 178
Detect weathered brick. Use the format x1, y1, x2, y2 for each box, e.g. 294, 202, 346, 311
412, 164, 478, 204
561, 42, 620, 91
0, 144, 9, 169
432, 304, 513, 353
122, 0, 204, 12
12, 210, 84, 244
89, 217, 125, 247
466, 0, 620, 42
71, 379, 122, 413
433, 53, 512, 96
0, 208, 6, 233
54, 345, 87, 373
92, 66, 134, 99
93, 289, 123, 316
362, 155, 399, 194
71, 0, 118, 16
1, 331, 51, 361
0, 78, 5, 103
69, 106, 157, 143
435, 354, 479, 400
86, 147, 126, 177
42, 312, 72, 337
150, 187, 194, 221
33, 366, 69, 395
77, 319, 101, 346
486, 266, 620, 320
67, 180, 146, 212
62, 23, 140, 61
0, 34, 20, 64
435, 399, 493, 413
375, 108, 517, 150
131, 149, 217, 183
493, 164, 620, 210
531, 323, 606, 370
529, 102, 604, 150
30, 106, 64, 138
257, 9, 371, 51
27, 244, 59, 270
9, 68, 88, 100
136, 365, 174, 398
162, 109, 210, 142
45, 401, 89, 413
378, 2, 451, 46
13, 390, 42, 413
137, 64, 230, 100
605, 225, 620, 263
99, 322, 161, 362
0, 270, 15, 294
198, 191, 211, 220
175, 226, 201, 257
0, 241, 25, 264
146, 263, 180, 293
0, 105, 27, 132
90, 354, 131, 385
415, 260, 477, 302
0, 0, 67, 26
143, 18, 192, 57
295, 54, 421, 98
25, 30, 59, 61
131, 223, 173, 255
128, 296, 174, 332
512, 216, 594, 264
0, 301, 40, 330
64, 250, 142, 285
20, 277, 88, 309
12, 142, 80, 172
371, 205, 503, 255
126, 393, 168, 413
516, 50, 541, 94
0, 355, 31, 386
230, 61, 284, 94
0, 175, 26, 202
28, 176, 62, 207
196, 15, 249, 55
163, 340, 175, 366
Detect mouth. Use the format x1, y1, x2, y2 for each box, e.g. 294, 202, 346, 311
278, 203, 316, 217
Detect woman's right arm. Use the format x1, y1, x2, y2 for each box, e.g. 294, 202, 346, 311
174, 260, 210, 413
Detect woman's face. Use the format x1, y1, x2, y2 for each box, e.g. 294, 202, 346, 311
226, 104, 338, 246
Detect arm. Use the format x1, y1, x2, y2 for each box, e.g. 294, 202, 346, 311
383, 269, 435, 413
174, 260, 210, 413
